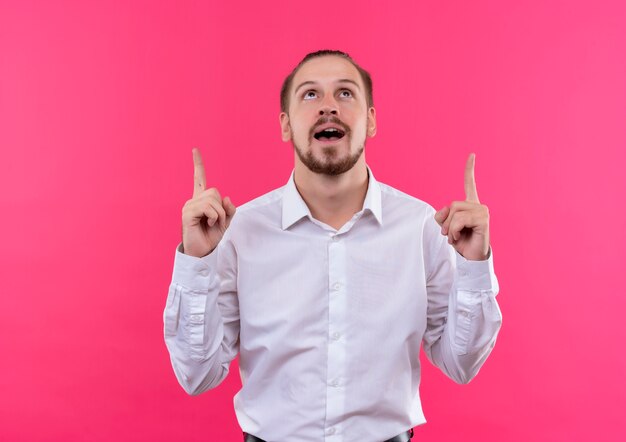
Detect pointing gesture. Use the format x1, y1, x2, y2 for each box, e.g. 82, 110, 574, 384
434, 153, 490, 261
182, 148, 237, 258
193, 148, 207, 198
464, 153, 479, 203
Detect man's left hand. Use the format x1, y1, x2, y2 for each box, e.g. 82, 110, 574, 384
434, 153, 490, 261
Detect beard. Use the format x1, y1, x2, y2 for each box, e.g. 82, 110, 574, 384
291, 120, 366, 176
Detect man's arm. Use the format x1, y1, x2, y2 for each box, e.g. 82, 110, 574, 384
163, 147, 239, 395
164, 239, 239, 395
423, 153, 502, 383
422, 225, 502, 384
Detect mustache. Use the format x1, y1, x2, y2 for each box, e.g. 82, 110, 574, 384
309, 116, 351, 138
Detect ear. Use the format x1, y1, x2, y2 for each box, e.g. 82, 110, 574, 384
367, 107, 377, 138
279, 112, 292, 142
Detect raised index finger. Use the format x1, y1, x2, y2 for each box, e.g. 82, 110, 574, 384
464, 153, 480, 202
192, 148, 206, 198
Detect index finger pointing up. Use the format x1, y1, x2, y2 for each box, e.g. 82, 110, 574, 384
464, 153, 480, 202
192, 148, 206, 198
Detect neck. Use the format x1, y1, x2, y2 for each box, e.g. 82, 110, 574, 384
293, 155, 369, 230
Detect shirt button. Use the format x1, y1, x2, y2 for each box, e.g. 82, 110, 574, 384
191, 315, 202, 322
331, 332, 341, 341
460, 311, 469, 317
331, 235, 339, 242
330, 380, 339, 387
326, 428, 336, 435
332, 282, 341, 290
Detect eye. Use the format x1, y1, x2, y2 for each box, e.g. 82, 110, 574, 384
303, 90, 317, 100
339, 89, 353, 98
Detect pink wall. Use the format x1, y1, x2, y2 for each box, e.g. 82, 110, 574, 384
1, 1, 625, 440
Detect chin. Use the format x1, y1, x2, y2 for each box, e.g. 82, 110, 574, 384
293, 137, 364, 175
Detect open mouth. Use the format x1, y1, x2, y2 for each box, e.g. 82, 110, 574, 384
313, 126, 346, 142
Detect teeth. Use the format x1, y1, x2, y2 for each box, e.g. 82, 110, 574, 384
314, 126, 345, 140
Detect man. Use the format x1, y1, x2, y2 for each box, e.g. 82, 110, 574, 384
164, 50, 502, 442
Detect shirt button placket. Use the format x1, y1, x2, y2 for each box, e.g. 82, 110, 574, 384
325, 234, 347, 437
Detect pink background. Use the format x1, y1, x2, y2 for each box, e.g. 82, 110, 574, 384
1, 0, 625, 440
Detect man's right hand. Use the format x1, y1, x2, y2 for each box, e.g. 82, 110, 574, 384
181, 148, 236, 258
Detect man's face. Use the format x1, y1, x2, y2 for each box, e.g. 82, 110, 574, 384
280, 55, 376, 176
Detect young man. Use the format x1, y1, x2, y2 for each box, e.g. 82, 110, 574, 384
164, 50, 502, 442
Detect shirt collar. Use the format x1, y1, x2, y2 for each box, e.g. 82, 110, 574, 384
281, 165, 383, 230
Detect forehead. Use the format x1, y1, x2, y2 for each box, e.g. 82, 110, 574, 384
291, 55, 363, 92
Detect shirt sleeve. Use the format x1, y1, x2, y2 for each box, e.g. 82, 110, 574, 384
421, 212, 503, 384
163, 233, 240, 395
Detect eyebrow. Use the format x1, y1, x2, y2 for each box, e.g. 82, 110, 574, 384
294, 79, 361, 96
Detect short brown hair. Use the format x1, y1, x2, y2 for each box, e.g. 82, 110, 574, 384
280, 49, 374, 113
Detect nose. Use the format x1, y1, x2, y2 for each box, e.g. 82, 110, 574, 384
318, 94, 338, 116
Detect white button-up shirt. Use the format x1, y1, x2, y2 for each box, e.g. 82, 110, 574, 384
164, 166, 502, 442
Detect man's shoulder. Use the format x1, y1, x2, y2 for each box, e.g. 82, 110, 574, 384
377, 180, 436, 216
235, 184, 286, 214
227, 183, 287, 233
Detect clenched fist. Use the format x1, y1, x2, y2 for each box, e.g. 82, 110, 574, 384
181, 148, 236, 258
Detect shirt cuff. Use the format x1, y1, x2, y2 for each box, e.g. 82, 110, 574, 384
455, 247, 497, 291
171, 243, 218, 292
